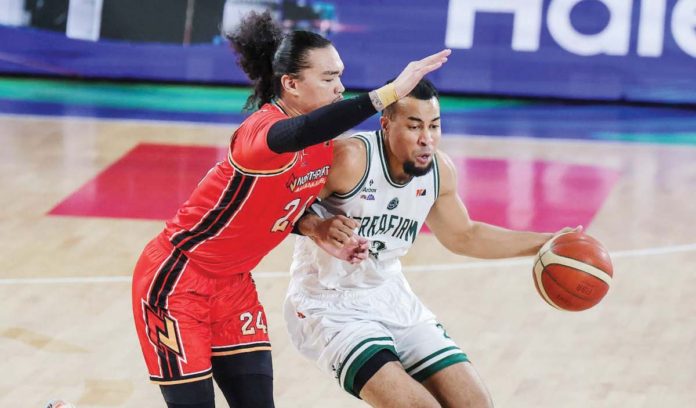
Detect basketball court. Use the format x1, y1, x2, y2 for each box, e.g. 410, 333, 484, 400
0, 78, 694, 407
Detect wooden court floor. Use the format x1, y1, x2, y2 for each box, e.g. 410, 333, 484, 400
0, 114, 694, 407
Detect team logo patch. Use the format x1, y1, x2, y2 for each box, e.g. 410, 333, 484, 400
387, 197, 399, 210
298, 149, 309, 167
143, 301, 184, 357
416, 189, 427, 196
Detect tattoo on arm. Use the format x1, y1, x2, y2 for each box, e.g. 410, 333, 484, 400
369, 90, 385, 112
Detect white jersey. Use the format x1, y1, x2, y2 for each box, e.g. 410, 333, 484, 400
290, 130, 441, 291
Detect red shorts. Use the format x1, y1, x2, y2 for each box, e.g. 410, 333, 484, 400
132, 235, 271, 385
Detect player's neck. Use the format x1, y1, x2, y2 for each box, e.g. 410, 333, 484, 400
382, 134, 412, 184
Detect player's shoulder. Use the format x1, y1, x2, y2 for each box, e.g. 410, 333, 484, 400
326, 133, 371, 195
434, 149, 457, 195
434, 149, 455, 173
349, 129, 378, 141
240, 103, 286, 129
334, 134, 368, 159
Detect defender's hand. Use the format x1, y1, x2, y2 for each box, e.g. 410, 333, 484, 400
313, 216, 369, 264
392, 49, 451, 98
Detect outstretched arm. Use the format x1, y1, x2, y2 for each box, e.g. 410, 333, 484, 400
426, 152, 579, 258
267, 49, 451, 153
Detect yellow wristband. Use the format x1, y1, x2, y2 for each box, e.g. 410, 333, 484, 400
375, 83, 399, 108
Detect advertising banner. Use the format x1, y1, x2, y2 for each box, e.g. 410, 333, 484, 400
1, 0, 694, 104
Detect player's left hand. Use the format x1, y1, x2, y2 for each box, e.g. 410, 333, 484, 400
552, 225, 583, 238
313, 216, 369, 264
540, 225, 584, 251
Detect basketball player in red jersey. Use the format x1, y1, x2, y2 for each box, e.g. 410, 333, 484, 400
131, 11, 451, 408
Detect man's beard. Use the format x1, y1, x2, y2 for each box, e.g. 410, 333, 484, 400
403, 159, 433, 177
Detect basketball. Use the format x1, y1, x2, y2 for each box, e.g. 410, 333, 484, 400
533, 232, 613, 311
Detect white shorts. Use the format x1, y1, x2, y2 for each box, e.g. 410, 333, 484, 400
283, 276, 469, 397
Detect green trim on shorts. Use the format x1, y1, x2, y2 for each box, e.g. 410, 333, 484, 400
337, 336, 395, 397
406, 345, 470, 382
411, 353, 469, 383
343, 343, 397, 397
406, 346, 460, 374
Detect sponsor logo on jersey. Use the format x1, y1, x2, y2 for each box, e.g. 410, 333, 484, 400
416, 188, 427, 196
286, 165, 330, 192
387, 197, 399, 210
361, 179, 377, 193
360, 193, 375, 201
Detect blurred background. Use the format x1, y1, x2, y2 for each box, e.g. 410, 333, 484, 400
1, 0, 694, 103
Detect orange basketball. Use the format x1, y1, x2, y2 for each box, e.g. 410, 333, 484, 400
533, 232, 613, 311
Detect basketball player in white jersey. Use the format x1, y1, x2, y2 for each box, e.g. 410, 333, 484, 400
285, 79, 578, 407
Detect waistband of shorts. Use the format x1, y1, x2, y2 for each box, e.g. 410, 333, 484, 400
290, 275, 407, 301
153, 233, 250, 282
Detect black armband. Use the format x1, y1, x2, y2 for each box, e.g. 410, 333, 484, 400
267, 93, 376, 153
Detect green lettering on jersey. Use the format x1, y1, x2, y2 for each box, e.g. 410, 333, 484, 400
357, 216, 370, 236
388, 215, 399, 234
395, 218, 412, 240
377, 214, 389, 235
405, 220, 419, 243
366, 216, 379, 236
354, 214, 419, 244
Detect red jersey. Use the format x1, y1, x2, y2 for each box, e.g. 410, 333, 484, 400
161, 103, 333, 277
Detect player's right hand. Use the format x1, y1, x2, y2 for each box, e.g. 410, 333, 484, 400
393, 49, 451, 98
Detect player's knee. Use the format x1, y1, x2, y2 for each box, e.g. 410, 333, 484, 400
470, 387, 494, 408
211, 349, 273, 378
468, 368, 494, 408
461, 376, 494, 408
218, 373, 275, 408
212, 351, 275, 408
354, 349, 400, 397
159, 378, 214, 408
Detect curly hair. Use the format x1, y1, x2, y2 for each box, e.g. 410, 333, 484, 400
228, 11, 332, 111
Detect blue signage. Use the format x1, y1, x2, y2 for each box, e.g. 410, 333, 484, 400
0, 0, 694, 104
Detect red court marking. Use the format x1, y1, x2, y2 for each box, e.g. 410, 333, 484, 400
50, 143, 227, 220
50, 143, 620, 232
448, 157, 620, 232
